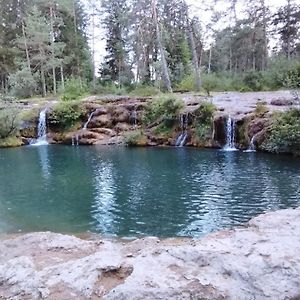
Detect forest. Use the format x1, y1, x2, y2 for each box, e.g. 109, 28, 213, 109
0, 0, 299, 99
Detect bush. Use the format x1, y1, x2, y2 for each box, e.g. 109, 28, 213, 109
202, 74, 220, 96
193, 101, 216, 141
124, 130, 147, 146
60, 78, 88, 101
0, 108, 20, 138
130, 85, 161, 97
243, 71, 263, 91
9, 68, 37, 98
194, 101, 216, 124
143, 95, 184, 127
284, 62, 300, 89
49, 101, 84, 129
254, 102, 269, 116
176, 74, 195, 91
263, 109, 300, 155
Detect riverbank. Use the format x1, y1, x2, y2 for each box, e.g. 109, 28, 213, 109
1, 90, 299, 155
1, 207, 300, 299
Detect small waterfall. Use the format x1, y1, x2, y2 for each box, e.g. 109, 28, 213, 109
83, 109, 97, 129
132, 107, 137, 127
31, 108, 48, 146
176, 113, 188, 147
72, 135, 79, 146
223, 116, 237, 151
244, 134, 257, 153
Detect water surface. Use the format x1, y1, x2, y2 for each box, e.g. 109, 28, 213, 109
0, 146, 299, 237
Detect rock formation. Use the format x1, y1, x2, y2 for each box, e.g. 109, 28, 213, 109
1, 207, 300, 299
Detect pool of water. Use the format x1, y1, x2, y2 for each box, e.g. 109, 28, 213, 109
0, 145, 299, 237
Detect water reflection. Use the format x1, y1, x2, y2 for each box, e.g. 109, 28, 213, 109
91, 161, 117, 234
37, 145, 50, 179
0, 146, 299, 237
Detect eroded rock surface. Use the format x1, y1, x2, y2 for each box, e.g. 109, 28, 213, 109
1, 208, 300, 299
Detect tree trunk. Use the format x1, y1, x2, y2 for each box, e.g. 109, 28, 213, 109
188, 19, 201, 92
261, 0, 267, 70
152, 0, 172, 93
50, 5, 56, 95
208, 47, 212, 73
21, 20, 31, 72
41, 65, 47, 97
91, 2, 96, 91
60, 65, 65, 90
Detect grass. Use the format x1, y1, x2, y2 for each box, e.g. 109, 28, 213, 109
0, 136, 23, 148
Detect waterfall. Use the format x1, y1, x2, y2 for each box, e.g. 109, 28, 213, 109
31, 108, 48, 146
223, 116, 237, 151
244, 134, 257, 152
176, 113, 188, 147
72, 135, 79, 146
131, 107, 137, 127
83, 109, 97, 129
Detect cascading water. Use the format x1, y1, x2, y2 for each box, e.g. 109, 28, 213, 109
176, 114, 188, 147
83, 109, 97, 129
31, 108, 48, 146
223, 116, 237, 151
244, 134, 257, 153
131, 107, 137, 127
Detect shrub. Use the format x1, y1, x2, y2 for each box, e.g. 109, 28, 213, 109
243, 71, 263, 91
124, 130, 147, 146
130, 85, 161, 97
60, 78, 88, 101
262, 109, 300, 155
194, 101, 216, 124
9, 68, 37, 98
0, 108, 20, 138
193, 101, 216, 141
254, 102, 269, 116
143, 95, 184, 127
176, 74, 195, 91
49, 101, 84, 129
202, 74, 220, 96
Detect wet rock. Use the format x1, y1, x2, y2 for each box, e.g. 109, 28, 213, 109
90, 114, 113, 128
270, 98, 294, 106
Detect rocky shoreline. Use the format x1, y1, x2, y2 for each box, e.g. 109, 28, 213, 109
1, 207, 300, 299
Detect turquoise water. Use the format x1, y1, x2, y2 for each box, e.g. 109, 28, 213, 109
0, 146, 299, 237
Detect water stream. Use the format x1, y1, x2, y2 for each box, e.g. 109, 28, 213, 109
31, 109, 48, 146
223, 116, 237, 151
176, 114, 188, 147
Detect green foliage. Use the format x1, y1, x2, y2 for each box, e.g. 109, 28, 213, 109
254, 102, 269, 116
202, 74, 220, 96
143, 95, 184, 127
194, 102, 216, 124
130, 85, 161, 97
9, 68, 37, 98
91, 83, 127, 96
60, 78, 88, 101
153, 123, 173, 137
284, 62, 300, 89
49, 101, 84, 129
263, 109, 300, 154
0, 108, 20, 138
124, 130, 147, 146
243, 71, 263, 91
176, 74, 195, 91
194, 101, 216, 141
